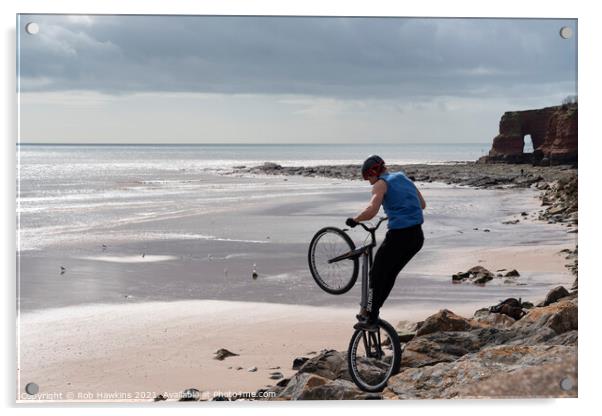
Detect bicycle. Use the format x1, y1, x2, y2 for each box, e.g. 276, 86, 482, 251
307, 217, 401, 392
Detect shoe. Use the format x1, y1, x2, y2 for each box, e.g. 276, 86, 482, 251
354, 316, 379, 331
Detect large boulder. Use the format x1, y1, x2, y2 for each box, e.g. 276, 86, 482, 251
385, 344, 577, 399
296, 379, 368, 400
401, 326, 526, 367
297, 349, 350, 381
512, 298, 577, 335
276, 373, 330, 400
473, 311, 516, 329
458, 356, 577, 398
415, 309, 479, 336
275, 371, 375, 400
401, 330, 492, 368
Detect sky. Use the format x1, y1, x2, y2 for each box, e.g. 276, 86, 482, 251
17, 14, 577, 144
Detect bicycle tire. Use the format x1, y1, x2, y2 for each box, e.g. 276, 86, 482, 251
308, 227, 359, 295
347, 319, 401, 392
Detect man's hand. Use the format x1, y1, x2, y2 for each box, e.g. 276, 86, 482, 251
346, 217, 359, 228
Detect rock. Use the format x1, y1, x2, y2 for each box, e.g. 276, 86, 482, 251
416, 309, 477, 336
502, 219, 520, 224
479, 104, 577, 165
269, 372, 284, 380
261, 162, 282, 170
401, 330, 492, 368
292, 357, 309, 370
214, 348, 239, 360
297, 350, 350, 381
452, 271, 470, 281
504, 269, 520, 277
544, 330, 578, 346
474, 312, 516, 329
512, 298, 577, 335
397, 330, 416, 343
473, 273, 493, 284
153, 394, 167, 401
296, 379, 367, 400
455, 347, 577, 398
179, 388, 201, 401
539, 286, 570, 306
277, 373, 330, 399
385, 344, 576, 399
276, 377, 290, 387
472, 308, 490, 319
212, 395, 229, 401
452, 266, 495, 284
248, 366, 258, 372
275, 371, 371, 400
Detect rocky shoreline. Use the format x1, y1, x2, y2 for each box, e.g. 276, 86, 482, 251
164, 285, 578, 401
231, 162, 577, 227
251, 285, 577, 400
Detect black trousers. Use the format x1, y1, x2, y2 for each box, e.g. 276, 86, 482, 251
369, 224, 424, 320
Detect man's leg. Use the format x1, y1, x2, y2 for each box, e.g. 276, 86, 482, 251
369, 227, 424, 320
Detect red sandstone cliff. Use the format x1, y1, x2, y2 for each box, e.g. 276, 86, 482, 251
479, 104, 577, 165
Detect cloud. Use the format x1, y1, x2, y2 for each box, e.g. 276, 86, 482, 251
18, 15, 577, 102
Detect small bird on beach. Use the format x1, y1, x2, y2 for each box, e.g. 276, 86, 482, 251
102, 244, 107, 251
142, 253, 145, 258
60, 266, 66, 275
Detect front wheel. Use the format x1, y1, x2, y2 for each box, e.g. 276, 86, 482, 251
347, 319, 401, 392
308, 227, 359, 295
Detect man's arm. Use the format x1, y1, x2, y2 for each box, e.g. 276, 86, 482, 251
415, 186, 426, 209
353, 180, 387, 222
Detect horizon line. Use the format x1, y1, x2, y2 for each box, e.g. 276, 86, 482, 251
16, 142, 491, 146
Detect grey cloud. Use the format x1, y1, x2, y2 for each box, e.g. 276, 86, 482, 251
18, 15, 577, 100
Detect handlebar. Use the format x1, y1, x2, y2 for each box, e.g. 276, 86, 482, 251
357, 217, 388, 232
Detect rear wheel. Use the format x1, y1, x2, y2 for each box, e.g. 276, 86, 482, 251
308, 227, 359, 295
347, 319, 401, 392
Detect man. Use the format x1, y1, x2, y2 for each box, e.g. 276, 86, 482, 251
346, 155, 426, 330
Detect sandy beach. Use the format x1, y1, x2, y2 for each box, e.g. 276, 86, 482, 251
17, 236, 575, 402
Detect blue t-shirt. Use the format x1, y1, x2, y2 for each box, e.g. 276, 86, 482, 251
378, 172, 424, 230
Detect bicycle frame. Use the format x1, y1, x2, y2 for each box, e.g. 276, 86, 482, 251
347, 217, 387, 317
359, 229, 376, 316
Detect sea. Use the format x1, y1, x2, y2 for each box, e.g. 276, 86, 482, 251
16, 143, 488, 251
